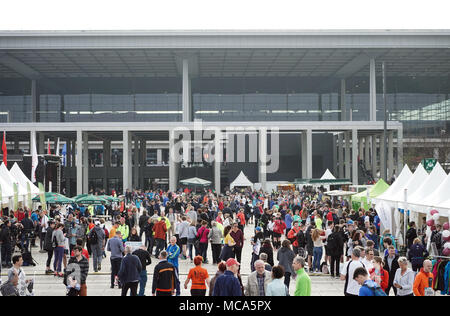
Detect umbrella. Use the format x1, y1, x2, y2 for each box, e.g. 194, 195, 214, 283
97, 195, 121, 203
75, 195, 108, 205
32, 192, 74, 204
180, 177, 212, 187
72, 194, 89, 200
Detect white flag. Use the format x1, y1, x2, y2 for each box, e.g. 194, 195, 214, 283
56, 137, 60, 156
31, 132, 38, 183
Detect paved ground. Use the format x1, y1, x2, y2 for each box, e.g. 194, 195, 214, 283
1, 222, 346, 296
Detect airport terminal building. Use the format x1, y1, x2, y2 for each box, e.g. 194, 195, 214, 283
0, 30, 449, 196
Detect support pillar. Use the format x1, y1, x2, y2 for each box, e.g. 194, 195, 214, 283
133, 136, 139, 189
340, 79, 346, 121
103, 140, 111, 192
345, 131, 351, 179
352, 129, 358, 185
76, 131, 83, 195
365, 136, 371, 171
38, 133, 44, 155
388, 131, 394, 179
259, 129, 267, 191
369, 58, 377, 121
380, 132, 386, 180
182, 59, 192, 122
306, 129, 312, 179
372, 134, 378, 180
82, 132, 88, 193
397, 127, 404, 176
157, 149, 162, 165
214, 130, 221, 195
338, 133, 344, 178
140, 139, 146, 189
123, 131, 132, 194
333, 134, 338, 176
301, 132, 307, 178
169, 130, 178, 192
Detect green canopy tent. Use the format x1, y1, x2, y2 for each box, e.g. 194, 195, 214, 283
97, 195, 121, 203
32, 192, 74, 204
352, 179, 390, 210
75, 195, 108, 205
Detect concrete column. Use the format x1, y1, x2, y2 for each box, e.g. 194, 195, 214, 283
169, 130, 178, 192
103, 140, 111, 191
259, 129, 267, 191
157, 149, 162, 165
301, 132, 307, 178
345, 131, 351, 179
123, 131, 132, 194
372, 134, 378, 180
214, 131, 221, 195
31, 79, 39, 123
388, 131, 394, 179
397, 127, 404, 176
365, 136, 371, 170
133, 137, 139, 189
352, 129, 358, 185
333, 134, 338, 176
369, 58, 377, 121
340, 79, 346, 121
38, 133, 45, 155
338, 133, 344, 178
380, 133, 386, 180
66, 139, 72, 168
82, 132, 88, 193
140, 139, 146, 189
182, 59, 192, 122
76, 130, 83, 195
306, 129, 313, 179
30, 131, 36, 180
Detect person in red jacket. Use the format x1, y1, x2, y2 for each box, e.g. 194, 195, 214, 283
273, 216, 287, 250
287, 221, 302, 255
369, 256, 389, 291
153, 218, 167, 257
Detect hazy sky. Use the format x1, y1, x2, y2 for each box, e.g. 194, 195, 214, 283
1, 0, 449, 30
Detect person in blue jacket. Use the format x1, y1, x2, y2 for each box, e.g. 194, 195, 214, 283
166, 236, 181, 296
212, 258, 243, 296
353, 267, 386, 296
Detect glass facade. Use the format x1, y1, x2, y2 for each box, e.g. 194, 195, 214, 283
1, 75, 448, 138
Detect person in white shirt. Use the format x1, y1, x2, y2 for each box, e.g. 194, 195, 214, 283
361, 247, 374, 272
8, 255, 33, 296
340, 247, 366, 296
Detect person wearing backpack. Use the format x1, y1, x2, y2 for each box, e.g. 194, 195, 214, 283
88, 221, 105, 273
353, 267, 387, 296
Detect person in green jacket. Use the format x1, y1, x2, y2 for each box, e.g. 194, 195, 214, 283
292, 256, 311, 296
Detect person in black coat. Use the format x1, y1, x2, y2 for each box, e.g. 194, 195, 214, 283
327, 226, 344, 278
259, 239, 274, 267
384, 246, 400, 296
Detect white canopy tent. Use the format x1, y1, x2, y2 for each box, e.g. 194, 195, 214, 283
320, 169, 336, 180
394, 164, 429, 210
0, 163, 27, 197
230, 171, 254, 190
0, 176, 14, 205
435, 199, 450, 219
9, 163, 40, 195
413, 172, 450, 213
408, 162, 447, 212
373, 164, 413, 206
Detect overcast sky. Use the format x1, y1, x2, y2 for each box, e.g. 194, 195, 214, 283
1, 0, 449, 30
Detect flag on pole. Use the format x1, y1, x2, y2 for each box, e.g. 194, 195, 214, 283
2, 131, 7, 166
31, 132, 38, 183
62, 143, 67, 166
0, 183, 2, 214
47, 138, 51, 155
38, 182, 46, 211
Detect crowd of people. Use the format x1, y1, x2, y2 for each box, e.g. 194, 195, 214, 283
0, 186, 448, 297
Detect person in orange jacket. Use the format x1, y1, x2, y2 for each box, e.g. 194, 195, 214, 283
413, 260, 434, 296
153, 218, 167, 257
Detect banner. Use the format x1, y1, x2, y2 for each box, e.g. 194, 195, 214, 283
27, 182, 32, 209
13, 182, 18, 211
31, 132, 38, 183
38, 182, 47, 211
0, 183, 2, 215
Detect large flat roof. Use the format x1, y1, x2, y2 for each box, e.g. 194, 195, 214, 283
0, 30, 449, 79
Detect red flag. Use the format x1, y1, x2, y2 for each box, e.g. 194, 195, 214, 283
47, 138, 51, 155
2, 132, 7, 166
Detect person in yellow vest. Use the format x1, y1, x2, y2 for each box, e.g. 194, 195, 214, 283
117, 217, 129, 242
88, 205, 94, 217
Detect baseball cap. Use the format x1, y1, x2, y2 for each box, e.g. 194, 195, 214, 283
226, 258, 240, 267
255, 227, 262, 232
347, 220, 354, 225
